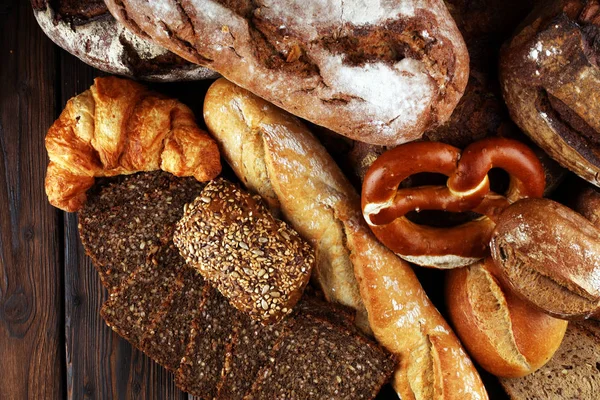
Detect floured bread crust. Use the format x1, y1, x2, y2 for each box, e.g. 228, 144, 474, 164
104, 0, 469, 146
31, 0, 218, 81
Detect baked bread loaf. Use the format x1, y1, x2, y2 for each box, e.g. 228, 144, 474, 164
31, 0, 218, 81
45, 76, 221, 212
174, 178, 314, 323
490, 198, 600, 319
500, 0, 600, 187
446, 257, 567, 378
104, 0, 469, 146
500, 321, 600, 399
203, 78, 488, 400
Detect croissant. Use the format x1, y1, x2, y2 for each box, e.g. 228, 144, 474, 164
45, 76, 221, 212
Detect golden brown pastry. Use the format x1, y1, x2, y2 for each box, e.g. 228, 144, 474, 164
45, 76, 221, 212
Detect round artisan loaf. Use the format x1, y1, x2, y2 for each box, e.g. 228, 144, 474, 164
500, 0, 600, 187
104, 0, 469, 146
31, 0, 218, 81
446, 258, 568, 378
490, 198, 600, 319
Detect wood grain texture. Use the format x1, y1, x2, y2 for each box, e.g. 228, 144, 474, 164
0, 1, 64, 398
59, 50, 186, 399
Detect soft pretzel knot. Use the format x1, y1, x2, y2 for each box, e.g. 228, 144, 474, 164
361, 137, 545, 269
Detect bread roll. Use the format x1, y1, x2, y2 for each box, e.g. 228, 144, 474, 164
203, 78, 488, 400
446, 258, 567, 378
104, 0, 469, 146
490, 198, 600, 319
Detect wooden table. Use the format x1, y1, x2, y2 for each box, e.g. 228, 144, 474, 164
0, 2, 509, 399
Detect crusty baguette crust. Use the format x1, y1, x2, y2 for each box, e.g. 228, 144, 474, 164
105, 0, 469, 146
203, 78, 488, 400
45, 76, 221, 212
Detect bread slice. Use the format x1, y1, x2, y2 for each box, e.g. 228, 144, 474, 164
78, 171, 205, 291
100, 243, 185, 347
501, 322, 600, 399
246, 313, 396, 399
139, 266, 205, 371
216, 313, 295, 399
174, 286, 240, 398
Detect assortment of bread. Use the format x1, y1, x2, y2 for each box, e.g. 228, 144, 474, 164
37, 1, 600, 399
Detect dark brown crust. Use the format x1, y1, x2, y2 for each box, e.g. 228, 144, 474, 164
500, 0, 600, 186
31, 0, 219, 81
490, 198, 600, 319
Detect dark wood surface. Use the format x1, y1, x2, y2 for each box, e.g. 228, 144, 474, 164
0, 2, 509, 399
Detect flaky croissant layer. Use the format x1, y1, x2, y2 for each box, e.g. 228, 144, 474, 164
45, 76, 221, 212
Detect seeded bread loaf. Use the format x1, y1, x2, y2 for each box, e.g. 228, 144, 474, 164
31, 0, 218, 81
500, 321, 600, 399
203, 78, 488, 400
104, 0, 469, 146
174, 178, 314, 323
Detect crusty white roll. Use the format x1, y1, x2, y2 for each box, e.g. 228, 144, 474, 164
446, 257, 568, 378
203, 78, 488, 400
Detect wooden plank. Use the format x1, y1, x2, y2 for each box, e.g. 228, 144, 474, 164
0, 1, 65, 399
59, 52, 186, 399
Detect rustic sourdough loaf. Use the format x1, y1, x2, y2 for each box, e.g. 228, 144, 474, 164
31, 0, 218, 81
104, 0, 469, 146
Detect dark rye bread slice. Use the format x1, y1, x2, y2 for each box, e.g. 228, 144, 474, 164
139, 265, 205, 371
100, 243, 185, 348
246, 314, 395, 400
216, 313, 295, 399
78, 171, 205, 291
175, 285, 240, 398
500, 321, 600, 400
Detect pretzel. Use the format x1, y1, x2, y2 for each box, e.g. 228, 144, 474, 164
361, 137, 545, 269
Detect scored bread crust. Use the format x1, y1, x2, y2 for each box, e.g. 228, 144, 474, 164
203, 78, 488, 400
104, 0, 469, 146
445, 259, 567, 378
45, 76, 221, 212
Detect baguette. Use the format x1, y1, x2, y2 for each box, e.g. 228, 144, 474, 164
203, 78, 488, 400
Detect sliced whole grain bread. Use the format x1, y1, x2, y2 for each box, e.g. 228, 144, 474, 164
139, 266, 205, 371
78, 172, 205, 291
175, 286, 240, 398
501, 321, 600, 400
100, 243, 185, 347
216, 313, 295, 399
246, 313, 396, 400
